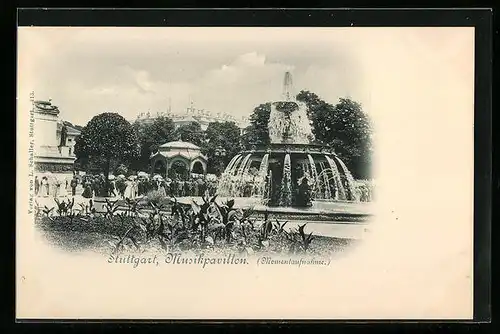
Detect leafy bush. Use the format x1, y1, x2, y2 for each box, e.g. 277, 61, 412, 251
35, 195, 326, 256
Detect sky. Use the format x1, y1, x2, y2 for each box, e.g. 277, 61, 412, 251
18, 27, 473, 127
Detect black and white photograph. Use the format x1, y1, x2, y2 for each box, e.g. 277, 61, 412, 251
16, 12, 481, 320
24, 27, 375, 259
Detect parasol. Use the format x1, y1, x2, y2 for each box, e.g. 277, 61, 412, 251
108, 175, 116, 180
118, 174, 126, 179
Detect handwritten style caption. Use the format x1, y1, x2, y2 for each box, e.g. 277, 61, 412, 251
107, 253, 331, 269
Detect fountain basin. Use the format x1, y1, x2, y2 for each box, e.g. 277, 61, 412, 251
177, 196, 374, 223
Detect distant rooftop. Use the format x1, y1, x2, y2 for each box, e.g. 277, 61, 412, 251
159, 140, 201, 150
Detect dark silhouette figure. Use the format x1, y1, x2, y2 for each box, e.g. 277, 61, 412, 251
59, 124, 68, 147
34, 176, 40, 196
70, 177, 78, 196
296, 178, 313, 208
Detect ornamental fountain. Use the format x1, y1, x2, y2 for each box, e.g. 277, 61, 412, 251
181, 71, 372, 223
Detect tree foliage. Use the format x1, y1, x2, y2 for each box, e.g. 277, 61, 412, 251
131, 116, 176, 170
74, 113, 140, 188
296, 91, 373, 179
203, 121, 242, 175
175, 122, 205, 146
241, 103, 271, 148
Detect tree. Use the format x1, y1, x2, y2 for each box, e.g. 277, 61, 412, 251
203, 121, 242, 175
241, 103, 271, 148
132, 116, 176, 170
296, 91, 373, 179
175, 122, 205, 146
74, 113, 140, 195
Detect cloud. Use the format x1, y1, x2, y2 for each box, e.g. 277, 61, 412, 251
232, 52, 266, 67
18, 27, 473, 128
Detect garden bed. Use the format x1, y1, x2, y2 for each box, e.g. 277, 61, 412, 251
34, 195, 360, 258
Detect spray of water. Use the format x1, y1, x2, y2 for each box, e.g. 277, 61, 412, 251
307, 154, 320, 198
253, 153, 269, 197
268, 102, 313, 144
325, 155, 346, 200
278, 154, 293, 206
335, 156, 358, 201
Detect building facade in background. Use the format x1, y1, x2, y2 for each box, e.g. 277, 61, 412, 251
135, 103, 249, 132
33, 97, 82, 173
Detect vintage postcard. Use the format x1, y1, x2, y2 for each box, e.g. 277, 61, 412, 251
17, 25, 475, 320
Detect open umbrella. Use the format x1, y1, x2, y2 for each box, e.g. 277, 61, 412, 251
118, 174, 126, 179
152, 174, 162, 180
138, 171, 148, 177
108, 175, 116, 180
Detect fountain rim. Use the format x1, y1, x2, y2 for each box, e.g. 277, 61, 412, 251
240, 143, 339, 156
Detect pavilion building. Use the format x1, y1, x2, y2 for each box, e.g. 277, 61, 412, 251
149, 140, 207, 179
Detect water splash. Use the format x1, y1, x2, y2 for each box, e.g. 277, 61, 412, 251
307, 154, 319, 198
258, 154, 269, 178
318, 161, 332, 200
268, 102, 313, 144
218, 154, 242, 196
325, 155, 346, 200
278, 154, 292, 206
334, 156, 358, 201
235, 154, 251, 179
253, 153, 269, 197
225, 154, 241, 174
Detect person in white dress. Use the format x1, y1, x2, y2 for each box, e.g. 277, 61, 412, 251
123, 177, 134, 199
40, 177, 48, 197
131, 178, 138, 198
59, 177, 68, 197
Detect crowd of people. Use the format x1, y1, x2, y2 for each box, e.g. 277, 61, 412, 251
34, 174, 78, 198
34, 171, 373, 203
68, 172, 219, 200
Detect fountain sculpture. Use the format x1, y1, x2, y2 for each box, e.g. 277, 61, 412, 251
217, 72, 359, 208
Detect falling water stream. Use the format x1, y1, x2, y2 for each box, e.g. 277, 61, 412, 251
235, 154, 251, 179
278, 154, 292, 206
325, 155, 347, 201
307, 154, 320, 198
319, 161, 332, 200
335, 156, 358, 201
254, 153, 269, 197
